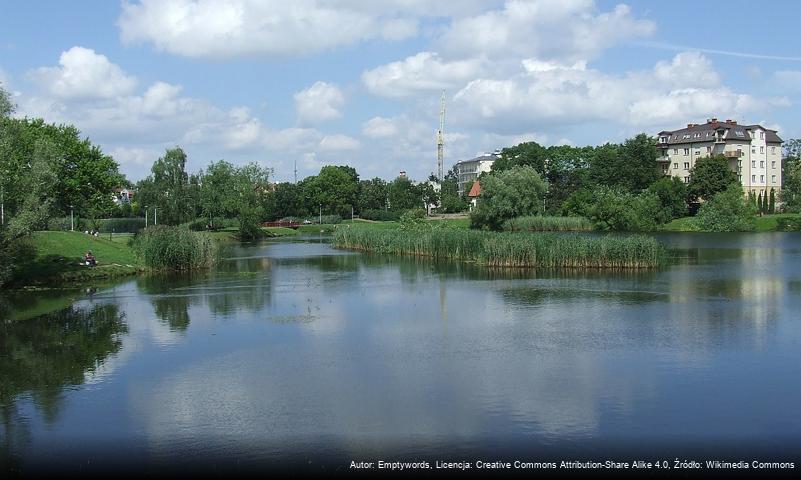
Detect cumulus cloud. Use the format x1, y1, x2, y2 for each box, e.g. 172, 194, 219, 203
319, 133, 360, 151
118, 0, 429, 58
450, 52, 783, 134
362, 51, 485, 98
294, 81, 345, 125
29, 46, 137, 100
362, 116, 399, 138
437, 0, 654, 63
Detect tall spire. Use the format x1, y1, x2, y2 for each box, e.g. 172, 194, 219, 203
437, 90, 446, 181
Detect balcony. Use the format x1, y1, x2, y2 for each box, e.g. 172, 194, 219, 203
656, 156, 670, 162
724, 150, 743, 158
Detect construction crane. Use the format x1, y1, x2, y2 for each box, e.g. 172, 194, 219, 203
437, 90, 446, 182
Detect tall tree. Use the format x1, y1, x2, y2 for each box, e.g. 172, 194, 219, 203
358, 178, 388, 212
387, 176, 422, 211
491, 141, 547, 174
687, 155, 739, 203
589, 134, 660, 192
200, 160, 236, 223
470, 165, 549, 230
136, 147, 194, 225
302, 166, 360, 218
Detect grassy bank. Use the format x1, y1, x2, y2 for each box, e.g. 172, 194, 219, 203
333, 227, 665, 269
14, 231, 145, 285
662, 213, 801, 232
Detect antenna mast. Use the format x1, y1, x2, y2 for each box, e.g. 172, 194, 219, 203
294, 159, 298, 184
437, 90, 446, 181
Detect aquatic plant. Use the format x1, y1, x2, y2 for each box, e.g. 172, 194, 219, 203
332, 227, 665, 269
131, 226, 217, 270
502, 215, 593, 232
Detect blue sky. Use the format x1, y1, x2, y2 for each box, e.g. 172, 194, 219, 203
2, 0, 800, 182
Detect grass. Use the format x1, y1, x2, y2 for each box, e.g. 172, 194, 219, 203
14, 231, 145, 286
662, 213, 801, 232
333, 226, 665, 269
503, 215, 593, 232
131, 226, 216, 270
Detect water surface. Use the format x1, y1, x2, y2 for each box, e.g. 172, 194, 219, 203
2, 233, 800, 474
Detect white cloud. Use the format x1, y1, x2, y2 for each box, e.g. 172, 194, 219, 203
362, 116, 399, 138
450, 52, 783, 134
319, 133, 360, 151
294, 81, 345, 125
774, 70, 801, 93
437, 1, 654, 63
118, 0, 425, 58
362, 51, 484, 97
29, 46, 137, 100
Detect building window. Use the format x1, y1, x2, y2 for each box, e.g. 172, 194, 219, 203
695, 150, 700, 156
760, 131, 764, 139
673, 163, 678, 169
772, 161, 776, 169
674, 148, 678, 155
707, 146, 712, 153
760, 146, 764, 154
752, 175, 756, 182
752, 160, 756, 168
752, 148, 756, 154
684, 177, 690, 183
738, 175, 742, 182
738, 160, 742, 167
760, 161, 764, 168
684, 148, 690, 155
761, 175, 765, 182
772, 175, 777, 183
684, 162, 690, 170
772, 146, 776, 154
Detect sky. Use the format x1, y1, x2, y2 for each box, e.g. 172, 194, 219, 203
1, 0, 800, 183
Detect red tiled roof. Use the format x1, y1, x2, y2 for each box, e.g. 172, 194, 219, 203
468, 180, 481, 197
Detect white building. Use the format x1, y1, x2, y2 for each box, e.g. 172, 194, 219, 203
657, 118, 783, 198
453, 151, 499, 196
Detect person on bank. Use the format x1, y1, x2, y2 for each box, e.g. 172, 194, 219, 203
84, 251, 97, 267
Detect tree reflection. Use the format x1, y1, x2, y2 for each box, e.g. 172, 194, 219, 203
0, 303, 127, 465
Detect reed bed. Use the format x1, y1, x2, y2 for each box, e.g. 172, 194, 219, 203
333, 227, 665, 269
503, 215, 593, 232
132, 226, 217, 270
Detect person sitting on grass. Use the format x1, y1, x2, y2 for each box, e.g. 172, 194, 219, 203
84, 251, 97, 267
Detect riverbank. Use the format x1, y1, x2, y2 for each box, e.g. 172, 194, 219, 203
661, 213, 801, 232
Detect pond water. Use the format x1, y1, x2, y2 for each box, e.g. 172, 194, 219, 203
2, 233, 801, 475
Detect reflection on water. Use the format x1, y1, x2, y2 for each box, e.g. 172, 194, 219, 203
1, 233, 801, 473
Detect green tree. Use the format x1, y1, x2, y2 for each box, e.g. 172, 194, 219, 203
231, 163, 271, 239
438, 168, 468, 213
769, 188, 776, 214
387, 176, 422, 211
491, 141, 547, 174
470, 165, 548, 230
695, 184, 756, 232
687, 155, 738, 203
268, 182, 307, 220
647, 176, 688, 223
543, 145, 592, 213
0, 84, 14, 118
585, 187, 660, 232
781, 157, 801, 212
302, 166, 360, 218
589, 134, 660, 192
136, 147, 195, 225
200, 160, 236, 223
358, 178, 388, 212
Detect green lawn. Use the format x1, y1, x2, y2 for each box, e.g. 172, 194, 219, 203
15, 231, 145, 286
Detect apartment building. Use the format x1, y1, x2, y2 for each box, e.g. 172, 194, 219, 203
657, 118, 783, 198
454, 151, 499, 196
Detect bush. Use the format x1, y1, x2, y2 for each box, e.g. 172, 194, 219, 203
97, 217, 145, 233
399, 208, 428, 231
695, 185, 756, 232
131, 226, 217, 270
776, 217, 801, 231
360, 209, 401, 221
319, 214, 342, 224
46, 216, 88, 232
585, 187, 661, 232
503, 216, 593, 232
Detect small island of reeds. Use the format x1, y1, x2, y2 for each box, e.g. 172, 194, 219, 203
332, 226, 665, 269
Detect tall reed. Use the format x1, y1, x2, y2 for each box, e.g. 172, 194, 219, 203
333, 227, 664, 269
132, 226, 217, 270
503, 215, 593, 232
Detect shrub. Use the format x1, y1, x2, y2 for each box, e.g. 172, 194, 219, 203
46, 216, 88, 232
320, 214, 342, 224
503, 216, 593, 232
399, 208, 428, 231
776, 217, 801, 232
695, 184, 756, 232
131, 226, 217, 270
586, 187, 660, 232
97, 217, 146, 233
647, 177, 688, 223
360, 209, 401, 221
